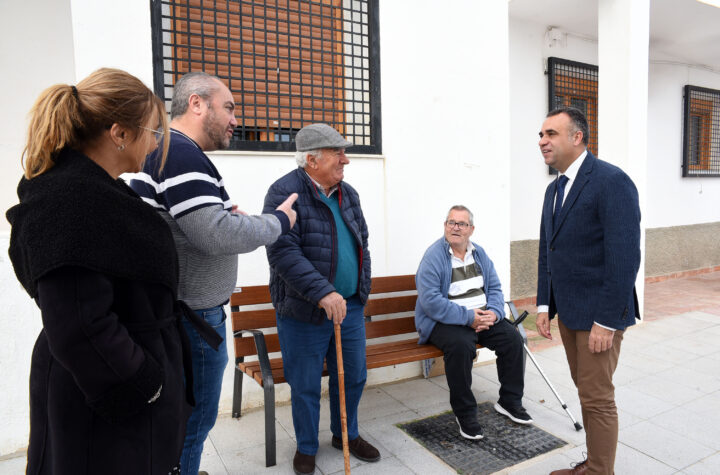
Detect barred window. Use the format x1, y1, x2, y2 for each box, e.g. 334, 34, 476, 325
150, 0, 381, 153
683, 86, 720, 177
547, 57, 598, 173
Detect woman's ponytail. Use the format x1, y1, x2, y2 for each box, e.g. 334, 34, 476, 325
22, 84, 84, 179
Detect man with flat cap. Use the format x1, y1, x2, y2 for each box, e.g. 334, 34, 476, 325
263, 123, 378, 475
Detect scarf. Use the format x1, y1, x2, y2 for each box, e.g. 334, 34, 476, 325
6, 148, 178, 299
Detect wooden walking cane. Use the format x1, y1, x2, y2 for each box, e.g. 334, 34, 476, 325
334, 322, 351, 475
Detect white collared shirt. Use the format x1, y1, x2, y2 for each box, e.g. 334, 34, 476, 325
304, 170, 338, 197
554, 149, 587, 208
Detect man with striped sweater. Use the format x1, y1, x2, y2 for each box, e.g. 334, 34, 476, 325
415, 205, 531, 441
130, 72, 297, 475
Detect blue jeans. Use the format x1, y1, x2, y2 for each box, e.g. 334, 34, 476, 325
180, 305, 228, 475
277, 296, 367, 455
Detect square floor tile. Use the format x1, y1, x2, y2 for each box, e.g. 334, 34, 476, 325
619, 421, 715, 470
650, 406, 720, 450
615, 387, 675, 419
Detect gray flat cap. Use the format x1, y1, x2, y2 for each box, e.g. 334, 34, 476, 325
295, 123, 352, 151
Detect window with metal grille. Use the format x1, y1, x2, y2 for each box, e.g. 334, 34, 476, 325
683, 86, 720, 177
150, 0, 381, 153
547, 57, 598, 173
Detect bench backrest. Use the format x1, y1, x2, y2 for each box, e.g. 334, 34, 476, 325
230, 275, 418, 359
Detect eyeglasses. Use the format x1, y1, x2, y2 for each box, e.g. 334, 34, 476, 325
139, 126, 164, 143
445, 220, 471, 229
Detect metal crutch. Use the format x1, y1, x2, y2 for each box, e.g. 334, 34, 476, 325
507, 302, 583, 431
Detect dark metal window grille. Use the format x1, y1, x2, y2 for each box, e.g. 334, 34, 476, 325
547, 57, 598, 174
682, 85, 720, 177
150, 0, 381, 153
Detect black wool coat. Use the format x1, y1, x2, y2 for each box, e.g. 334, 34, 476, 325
6, 149, 209, 474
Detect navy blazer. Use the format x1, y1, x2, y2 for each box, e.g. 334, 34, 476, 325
537, 152, 641, 331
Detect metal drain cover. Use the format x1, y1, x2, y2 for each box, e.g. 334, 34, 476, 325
398, 402, 567, 475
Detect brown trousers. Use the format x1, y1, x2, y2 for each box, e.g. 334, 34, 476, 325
558, 318, 624, 475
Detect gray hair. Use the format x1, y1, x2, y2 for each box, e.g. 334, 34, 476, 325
170, 72, 222, 119
447, 205, 474, 225
295, 149, 323, 167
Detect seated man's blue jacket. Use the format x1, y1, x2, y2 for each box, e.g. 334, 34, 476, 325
263, 167, 371, 324
415, 238, 506, 344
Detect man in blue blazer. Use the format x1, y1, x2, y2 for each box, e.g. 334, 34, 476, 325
535, 108, 641, 475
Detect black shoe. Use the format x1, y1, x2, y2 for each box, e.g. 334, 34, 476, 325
455, 416, 484, 440
494, 401, 533, 424
332, 435, 381, 462
293, 450, 315, 475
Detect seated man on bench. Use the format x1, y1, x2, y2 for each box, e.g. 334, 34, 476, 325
415, 205, 533, 440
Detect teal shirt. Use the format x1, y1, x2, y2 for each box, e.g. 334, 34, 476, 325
318, 192, 359, 298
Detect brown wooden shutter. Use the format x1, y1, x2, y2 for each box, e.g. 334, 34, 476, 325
553, 74, 599, 157
170, 0, 345, 137
688, 97, 712, 170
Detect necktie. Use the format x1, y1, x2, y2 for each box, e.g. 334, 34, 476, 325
553, 175, 569, 229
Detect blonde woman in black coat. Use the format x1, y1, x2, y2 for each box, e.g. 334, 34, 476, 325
6, 68, 220, 474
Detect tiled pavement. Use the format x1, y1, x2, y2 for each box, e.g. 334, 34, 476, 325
2, 272, 719, 474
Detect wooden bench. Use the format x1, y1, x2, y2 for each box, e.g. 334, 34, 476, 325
230, 274, 526, 467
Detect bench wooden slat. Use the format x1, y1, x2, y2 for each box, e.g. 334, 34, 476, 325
366, 339, 426, 354
231, 274, 416, 308
365, 316, 417, 339
238, 360, 286, 386
235, 317, 420, 354
368, 348, 444, 368
234, 333, 281, 357
235, 338, 468, 386
369, 274, 415, 294
232, 308, 276, 330
364, 295, 417, 316
230, 285, 272, 306
237, 360, 330, 387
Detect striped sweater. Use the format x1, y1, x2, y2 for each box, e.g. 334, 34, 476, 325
129, 129, 288, 309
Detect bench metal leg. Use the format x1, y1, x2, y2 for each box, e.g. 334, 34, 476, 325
232, 358, 244, 418
263, 381, 276, 467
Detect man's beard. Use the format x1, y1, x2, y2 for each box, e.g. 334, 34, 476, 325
202, 107, 231, 151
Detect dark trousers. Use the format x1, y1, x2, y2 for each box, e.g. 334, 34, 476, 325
429, 319, 525, 419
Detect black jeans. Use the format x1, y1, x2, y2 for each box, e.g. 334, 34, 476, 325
429, 318, 525, 419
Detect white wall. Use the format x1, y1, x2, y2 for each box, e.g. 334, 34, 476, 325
0, 0, 78, 233
508, 17, 598, 241
381, 0, 512, 285
646, 62, 720, 228
0, 0, 77, 456
69, 0, 155, 85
